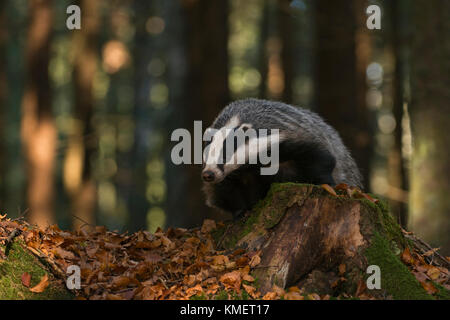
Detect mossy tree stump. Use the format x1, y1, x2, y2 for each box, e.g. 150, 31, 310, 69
213, 183, 439, 299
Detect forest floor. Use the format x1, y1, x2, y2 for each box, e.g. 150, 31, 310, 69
0, 185, 449, 300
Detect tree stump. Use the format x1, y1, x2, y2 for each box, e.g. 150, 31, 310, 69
213, 183, 439, 299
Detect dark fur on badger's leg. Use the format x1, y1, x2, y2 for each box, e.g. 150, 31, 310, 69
212, 165, 273, 219
212, 141, 337, 219
276, 140, 336, 186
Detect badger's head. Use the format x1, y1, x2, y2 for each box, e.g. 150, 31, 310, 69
201, 116, 281, 184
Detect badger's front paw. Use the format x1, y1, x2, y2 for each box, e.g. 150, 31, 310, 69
231, 209, 246, 220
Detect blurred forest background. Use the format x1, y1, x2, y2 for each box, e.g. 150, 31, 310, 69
0, 0, 448, 253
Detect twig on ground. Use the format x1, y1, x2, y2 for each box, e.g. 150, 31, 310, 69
5, 228, 22, 256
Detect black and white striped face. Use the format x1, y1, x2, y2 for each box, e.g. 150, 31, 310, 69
202, 116, 281, 183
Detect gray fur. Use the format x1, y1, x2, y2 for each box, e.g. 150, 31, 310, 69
208, 98, 363, 187
202, 99, 363, 217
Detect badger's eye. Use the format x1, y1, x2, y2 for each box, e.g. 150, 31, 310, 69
203, 140, 212, 148
240, 124, 251, 132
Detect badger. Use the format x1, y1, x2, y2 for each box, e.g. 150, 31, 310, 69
202, 98, 363, 218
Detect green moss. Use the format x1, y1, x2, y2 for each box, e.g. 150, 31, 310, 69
211, 226, 226, 244
214, 290, 229, 300
211, 289, 251, 300
434, 283, 450, 300
241, 214, 259, 237
0, 242, 73, 300
190, 293, 207, 300
364, 233, 432, 300
231, 290, 250, 300
222, 233, 239, 249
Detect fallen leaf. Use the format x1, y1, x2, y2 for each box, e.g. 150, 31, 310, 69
249, 254, 261, 268
105, 293, 124, 300
110, 276, 131, 290
262, 291, 277, 300
185, 284, 203, 298
236, 256, 249, 267
201, 219, 216, 233
143, 252, 162, 264
53, 247, 76, 260
21, 272, 31, 288
211, 255, 229, 266
334, 183, 349, 191
242, 284, 258, 299
423, 247, 440, 257
321, 184, 337, 197
401, 247, 415, 265
426, 267, 441, 280
308, 293, 321, 300
272, 284, 285, 297
360, 193, 379, 204
283, 291, 304, 300
242, 274, 254, 282
420, 281, 438, 295
338, 263, 346, 275
30, 274, 49, 293
412, 271, 429, 283
288, 286, 301, 293
220, 271, 241, 292
355, 279, 367, 296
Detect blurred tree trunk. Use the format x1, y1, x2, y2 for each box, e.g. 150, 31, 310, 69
163, 0, 188, 229
277, 0, 293, 104
410, 0, 450, 254
180, 0, 230, 226
126, 1, 152, 232
258, 0, 269, 99
314, 0, 373, 189
0, 1, 7, 209
20, 0, 56, 228
65, 0, 99, 229
388, 0, 409, 228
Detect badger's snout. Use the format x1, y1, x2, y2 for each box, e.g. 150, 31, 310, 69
202, 170, 215, 182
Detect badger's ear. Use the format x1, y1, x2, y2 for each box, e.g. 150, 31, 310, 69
202, 128, 215, 159
203, 128, 215, 146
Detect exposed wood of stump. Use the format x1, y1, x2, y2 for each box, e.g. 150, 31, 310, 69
214, 183, 434, 299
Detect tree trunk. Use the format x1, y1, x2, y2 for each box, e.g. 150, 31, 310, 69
277, 0, 293, 104
65, 0, 99, 230
314, 0, 373, 188
0, 0, 7, 210
388, 0, 409, 228
409, 0, 450, 255
179, 0, 230, 226
214, 183, 442, 299
21, 0, 56, 228
258, 0, 269, 99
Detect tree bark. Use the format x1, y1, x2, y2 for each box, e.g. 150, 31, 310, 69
409, 0, 450, 255
21, 0, 56, 228
214, 184, 440, 299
